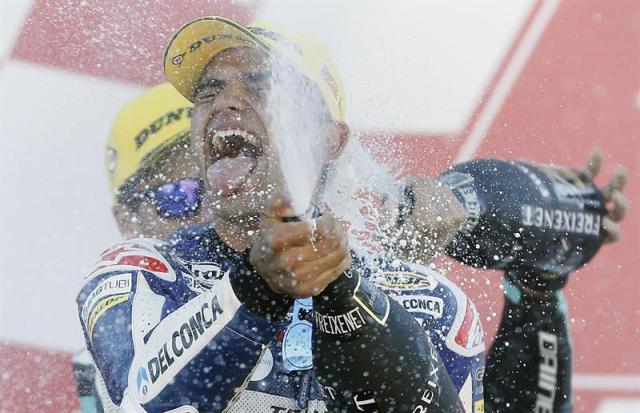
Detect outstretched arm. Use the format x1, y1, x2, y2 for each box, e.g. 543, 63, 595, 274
382, 148, 627, 412
485, 149, 627, 413
385, 147, 627, 269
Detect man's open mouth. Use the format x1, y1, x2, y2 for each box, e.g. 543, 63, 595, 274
211, 129, 262, 160
207, 129, 264, 197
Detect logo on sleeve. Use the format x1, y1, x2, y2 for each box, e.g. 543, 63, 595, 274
446, 298, 485, 357
81, 273, 131, 325
86, 293, 130, 338
373, 272, 437, 291
439, 171, 480, 234
181, 261, 231, 292
136, 295, 224, 398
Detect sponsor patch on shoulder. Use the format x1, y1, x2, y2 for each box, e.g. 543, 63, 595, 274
446, 297, 485, 357
87, 293, 130, 339
180, 261, 230, 292
373, 271, 437, 291
81, 273, 132, 325
87, 240, 174, 281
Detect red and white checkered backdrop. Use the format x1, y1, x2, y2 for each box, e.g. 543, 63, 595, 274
0, 1, 638, 411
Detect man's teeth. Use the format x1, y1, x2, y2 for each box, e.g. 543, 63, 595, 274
211, 129, 259, 148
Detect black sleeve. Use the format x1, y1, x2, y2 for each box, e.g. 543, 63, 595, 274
312, 267, 463, 413
439, 159, 606, 276
484, 271, 573, 413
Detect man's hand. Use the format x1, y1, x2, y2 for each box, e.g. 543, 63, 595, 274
382, 176, 465, 263
404, 176, 466, 241
249, 196, 352, 298
582, 147, 628, 243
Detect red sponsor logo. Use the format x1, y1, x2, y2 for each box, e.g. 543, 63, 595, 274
90, 242, 168, 275
454, 298, 484, 351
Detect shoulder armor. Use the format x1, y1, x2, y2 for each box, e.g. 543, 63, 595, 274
85, 238, 178, 282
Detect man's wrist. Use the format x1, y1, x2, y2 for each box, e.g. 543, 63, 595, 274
504, 269, 569, 302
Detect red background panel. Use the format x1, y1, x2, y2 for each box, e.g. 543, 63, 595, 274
12, 0, 255, 85
0, 342, 79, 413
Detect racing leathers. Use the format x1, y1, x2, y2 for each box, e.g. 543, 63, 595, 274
440, 159, 593, 412
484, 272, 573, 413
76, 224, 485, 412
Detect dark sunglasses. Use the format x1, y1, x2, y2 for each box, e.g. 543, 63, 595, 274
123, 178, 203, 219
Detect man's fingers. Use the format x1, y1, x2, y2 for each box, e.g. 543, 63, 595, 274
290, 243, 350, 282
262, 212, 341, 251
262, 192, 296, 219
314, 214, 347, 242
604, 166, 628, 196
603, 216, 622, 243
279, 234, 345, 267
267, 220, 318, 251
601, 167, 627, 201
608, 190, 628, 222
280, 248, 351, 298
291, 255, 352, 298
252, 211, 350, 297
582, 147, 603, 178
272, 214, 345, 252
249, 236, 272, 264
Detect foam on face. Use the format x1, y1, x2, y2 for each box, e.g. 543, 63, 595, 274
265, 54, 407, 255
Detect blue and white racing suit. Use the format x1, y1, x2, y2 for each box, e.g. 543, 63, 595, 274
76, 225, 485, 412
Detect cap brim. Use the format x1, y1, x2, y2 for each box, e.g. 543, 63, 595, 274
164, 17, 273, 102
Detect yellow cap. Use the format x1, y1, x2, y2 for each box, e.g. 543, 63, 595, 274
106, 83, 193, 198
163, 16, 345, 122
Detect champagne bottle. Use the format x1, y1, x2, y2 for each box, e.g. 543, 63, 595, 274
313, 267, 462, 412
439, 159, 606, 279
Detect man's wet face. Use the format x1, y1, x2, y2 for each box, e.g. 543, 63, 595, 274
191, 47, 285, 224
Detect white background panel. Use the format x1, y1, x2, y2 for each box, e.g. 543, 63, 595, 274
256, 0, 534, 133
596, 398, 640, 413
0, 61, 141, 350
0, 0, 33, 59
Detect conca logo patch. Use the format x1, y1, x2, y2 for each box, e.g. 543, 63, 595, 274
395, 295, 444, 319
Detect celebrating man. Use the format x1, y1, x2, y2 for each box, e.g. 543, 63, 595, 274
77, 16, 627, 413
78, 17, 486, 412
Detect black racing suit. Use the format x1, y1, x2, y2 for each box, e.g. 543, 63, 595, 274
441, 158, 606, 413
